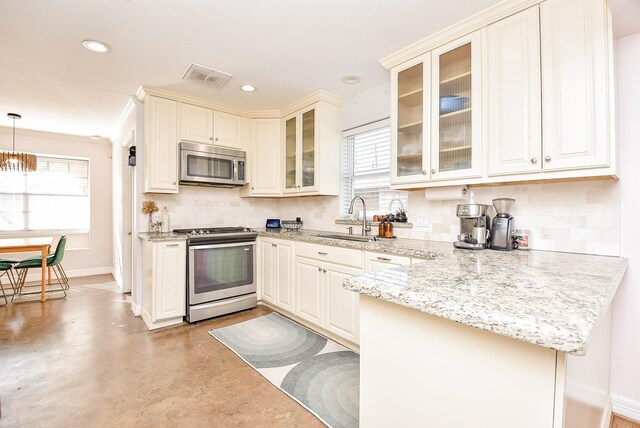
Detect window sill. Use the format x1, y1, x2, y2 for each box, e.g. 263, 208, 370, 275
335, 219, 413, 229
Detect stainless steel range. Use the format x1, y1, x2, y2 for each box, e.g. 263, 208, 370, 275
173, 227, 258, 322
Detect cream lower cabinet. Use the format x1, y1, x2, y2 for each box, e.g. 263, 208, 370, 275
141, 240, 186, 330
259, 238, 293, 312
144, 96, 178, 193
364, 252, 411, 273
293, 242, 363, 344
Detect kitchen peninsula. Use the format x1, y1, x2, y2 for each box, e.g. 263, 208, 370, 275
343, 249, 628, 428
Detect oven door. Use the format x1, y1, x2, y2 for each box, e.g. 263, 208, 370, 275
180, 148, 241, 186
188, 241, 256, 305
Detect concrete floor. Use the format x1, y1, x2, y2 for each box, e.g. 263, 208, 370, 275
0, 275, 324, 427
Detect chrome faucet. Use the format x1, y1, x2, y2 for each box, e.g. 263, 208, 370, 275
348, 196, 371, 236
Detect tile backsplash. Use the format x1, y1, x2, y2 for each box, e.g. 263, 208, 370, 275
148, 179, 621, 257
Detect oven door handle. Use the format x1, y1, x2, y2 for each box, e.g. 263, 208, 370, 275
189, 241, 256, 251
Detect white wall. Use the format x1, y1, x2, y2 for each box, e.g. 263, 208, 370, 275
611, 32, 640, 418
0, 128, 113, 276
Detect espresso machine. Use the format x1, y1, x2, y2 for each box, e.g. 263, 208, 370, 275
453, 204, 492, 250
490, 198, 515, 251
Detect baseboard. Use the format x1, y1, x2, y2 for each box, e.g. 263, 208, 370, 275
21, 266, 112, 283
612, 394, 640, 423
131, 303, 141, 317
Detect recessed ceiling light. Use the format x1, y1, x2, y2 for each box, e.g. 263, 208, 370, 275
342, 74, 362, 84
82, 40, 111, 53
240, 85, 256, 92
90, 135, 101, 140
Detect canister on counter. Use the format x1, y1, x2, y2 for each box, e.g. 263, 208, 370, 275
513, 229, 531, 250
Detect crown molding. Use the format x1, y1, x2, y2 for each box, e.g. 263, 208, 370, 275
379, 0, 543, 69
137, 86, 344, 119
137, 86, 250, 117
279, 90, 345, 117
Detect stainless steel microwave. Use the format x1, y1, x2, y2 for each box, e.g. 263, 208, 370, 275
179, 142, 246, 187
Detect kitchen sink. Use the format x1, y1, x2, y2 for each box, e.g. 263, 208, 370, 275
317, 234, 377, 243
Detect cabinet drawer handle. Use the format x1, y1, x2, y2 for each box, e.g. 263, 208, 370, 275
376, 256, 392, 262
544, 156, 551, 162
530, 157, 537, 164
272, 243, 277, 247
166, 243, 180, 247
317, 252, 328, 255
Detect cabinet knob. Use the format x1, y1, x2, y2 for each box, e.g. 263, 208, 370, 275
323, 269, 327, 273
251, 186, 255, 190
209, 137, 213, 140
544, 156, 551, 162
215, 137, 219, 141
530, 157, 537, 164
422, 170, 427, 175
318, 267, 322, 272
272, 243, 276, 247
172, 181, 176, 185
431, 169, 436, 174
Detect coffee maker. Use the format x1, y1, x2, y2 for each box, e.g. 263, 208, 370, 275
453, 204, 492, 250
490, 198, 515, 251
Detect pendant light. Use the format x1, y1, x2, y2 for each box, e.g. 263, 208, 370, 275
0, 113, 37, 172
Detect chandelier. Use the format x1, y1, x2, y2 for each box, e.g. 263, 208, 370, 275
0, 113, 37, 172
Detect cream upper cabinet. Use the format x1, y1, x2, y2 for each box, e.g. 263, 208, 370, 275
180, 103, 213, 144
179, 103, 243, 149
282, 101, 341, 196
391, 54, 431, 185
144, 96, 178, 193
540, 0, 611, 171
430, 31, 482, 181
487, 7, 542, 176
244, 118, 281, 196
213, 111, 242, 149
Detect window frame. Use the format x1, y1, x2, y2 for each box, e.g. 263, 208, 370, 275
0, 153, 91, 235
340, 119, 408, 219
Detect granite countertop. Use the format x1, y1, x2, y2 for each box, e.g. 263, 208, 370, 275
343, 248, 628, 355
138, 232, 188, 242
257, 228, 450, 260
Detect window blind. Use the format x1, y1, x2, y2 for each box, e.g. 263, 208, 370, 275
341, 121, 408, 218
0, 155, 90, 232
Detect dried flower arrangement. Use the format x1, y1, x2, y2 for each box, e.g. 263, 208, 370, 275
142, 200, 161, 233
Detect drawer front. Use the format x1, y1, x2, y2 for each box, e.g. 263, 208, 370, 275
295, 242, 362, 268
365, 252, 411, 266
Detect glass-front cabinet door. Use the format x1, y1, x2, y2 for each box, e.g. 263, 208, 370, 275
430, 31, 482, 180
391, 54, 430, 185
284, 114, 297, 191
283, 106, 317, 193
301, 108, 316, 189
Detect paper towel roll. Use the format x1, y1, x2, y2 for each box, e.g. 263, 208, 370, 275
424, 185, 469, 201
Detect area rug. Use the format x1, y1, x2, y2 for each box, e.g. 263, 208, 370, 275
209, 312, 359, 428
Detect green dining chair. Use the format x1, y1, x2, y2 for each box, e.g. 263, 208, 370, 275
0, 261, 17, 305
13, 236, 68, 300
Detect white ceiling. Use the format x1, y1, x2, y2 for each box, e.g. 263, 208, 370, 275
1, 0, 638, 140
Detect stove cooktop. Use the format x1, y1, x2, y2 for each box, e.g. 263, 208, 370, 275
173, 227, 257, 241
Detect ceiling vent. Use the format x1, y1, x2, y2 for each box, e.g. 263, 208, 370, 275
182, 64, 232, 89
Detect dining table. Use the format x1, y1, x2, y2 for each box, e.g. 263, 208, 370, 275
0, 236, 53, 302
